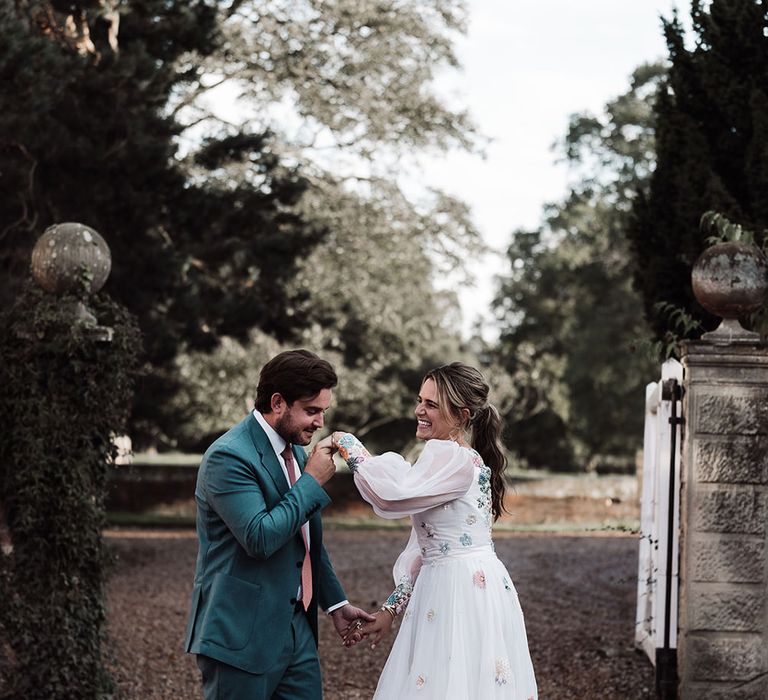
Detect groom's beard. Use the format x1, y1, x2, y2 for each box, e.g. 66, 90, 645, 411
274, 414, 315, 446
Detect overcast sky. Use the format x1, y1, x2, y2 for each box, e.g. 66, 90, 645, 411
423, 0, 682, 337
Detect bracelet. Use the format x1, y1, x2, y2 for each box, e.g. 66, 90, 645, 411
380, 604, 397, 619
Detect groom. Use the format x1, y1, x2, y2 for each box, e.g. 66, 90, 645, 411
185, 349, 373, 699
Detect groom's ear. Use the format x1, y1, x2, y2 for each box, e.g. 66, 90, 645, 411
270, 392, 286, 414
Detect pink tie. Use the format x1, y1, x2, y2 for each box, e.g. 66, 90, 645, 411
282, 445, 312, 611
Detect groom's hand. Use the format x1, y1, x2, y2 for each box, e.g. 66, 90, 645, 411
304, 446, 336, 486
330, 604, 376, 647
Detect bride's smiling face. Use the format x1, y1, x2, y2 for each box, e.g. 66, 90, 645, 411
414, 378, 454, 441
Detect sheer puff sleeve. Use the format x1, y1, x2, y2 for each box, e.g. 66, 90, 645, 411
337, 434, 475, 519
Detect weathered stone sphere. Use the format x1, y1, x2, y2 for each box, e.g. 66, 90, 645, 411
31, 223, 111, 294
691, 241, 767, 319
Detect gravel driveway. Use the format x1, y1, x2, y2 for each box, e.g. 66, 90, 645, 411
105, 528, 655, 699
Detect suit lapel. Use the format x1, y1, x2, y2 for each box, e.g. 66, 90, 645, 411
246, 414, 289, 496
246, 415, 320, 551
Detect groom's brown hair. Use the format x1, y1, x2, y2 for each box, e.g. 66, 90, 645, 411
255, 349, 338, 413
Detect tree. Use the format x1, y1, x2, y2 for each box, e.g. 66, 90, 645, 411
493, 65, 663, 470
174, 0, 476, 160
168, 179, 483, 452
1, 0, 480, 447
629, 0, 768, 342
169, 0, 484, 449
1, 1, 329, 445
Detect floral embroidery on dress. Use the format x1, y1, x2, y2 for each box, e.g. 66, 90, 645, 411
460, 533, 472, 547
384, 575, 414, 615
420, 521, 436, 538
337, 433, 371, 473
495, 658, 511, 685
503, 576, 512, 591
473, 570, 486, 588
426, 609, 435, 621
465, 514, 477, 526
415, 674, 426, 689
439, 542, 450, 555
476, 466, 492, 516
421, 546, 428, 555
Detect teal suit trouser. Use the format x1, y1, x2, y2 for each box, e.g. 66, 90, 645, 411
196, 607, 322, 700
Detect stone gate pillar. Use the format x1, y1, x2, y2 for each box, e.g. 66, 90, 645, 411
678, 341, 768, 699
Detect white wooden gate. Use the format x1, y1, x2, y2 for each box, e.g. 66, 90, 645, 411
635, 358, 683, 667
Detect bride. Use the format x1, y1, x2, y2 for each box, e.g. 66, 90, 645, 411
326, 362, 537, 699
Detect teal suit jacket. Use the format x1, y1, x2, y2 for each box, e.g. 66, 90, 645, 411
184, 414, 346, 674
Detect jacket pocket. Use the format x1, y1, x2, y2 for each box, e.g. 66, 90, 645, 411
200, 573, 261, 651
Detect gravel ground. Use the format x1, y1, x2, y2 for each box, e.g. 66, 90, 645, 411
105, 528, 655, 700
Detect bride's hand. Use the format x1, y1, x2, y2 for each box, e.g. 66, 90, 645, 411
355, 610, 394, 650
313, 433, 336, 454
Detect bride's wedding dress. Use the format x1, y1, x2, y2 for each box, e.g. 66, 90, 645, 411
338, 435, 537, 700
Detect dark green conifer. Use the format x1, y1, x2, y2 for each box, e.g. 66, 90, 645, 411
629, 0, 768, 339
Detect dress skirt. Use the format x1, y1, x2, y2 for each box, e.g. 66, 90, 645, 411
373, 548, 537, 700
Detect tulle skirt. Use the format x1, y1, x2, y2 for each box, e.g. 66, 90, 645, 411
373, 549, 537, 699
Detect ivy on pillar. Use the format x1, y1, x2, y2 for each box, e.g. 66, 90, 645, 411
0, 223, 140, 700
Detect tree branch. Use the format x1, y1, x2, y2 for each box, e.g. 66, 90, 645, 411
169, 74, 238, 119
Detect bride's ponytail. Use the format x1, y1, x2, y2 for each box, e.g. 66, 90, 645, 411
470, 403, 508, 520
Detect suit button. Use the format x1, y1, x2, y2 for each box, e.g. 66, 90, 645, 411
296, 561, 303, 568
290, 597, 297, 605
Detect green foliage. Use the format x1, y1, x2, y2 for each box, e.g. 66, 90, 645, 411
187, 0, 477, 157
290, 180, 479, 408
0, 2, 328, 447
0, 0, 479, 449
164, 171, 489, 452
493, 65, 663, 471
628, 0, 768, 341
643, 209, 768, 355
168, 324, 468, 454
166, 329, 282, 450
700, 209, 768, 253
161, 0, 483, 448
652, 301, 704, 358
0, 285, 140, 699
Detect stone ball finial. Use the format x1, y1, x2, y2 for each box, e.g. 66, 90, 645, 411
31, 222, 111, 295
691, 241, 767, 342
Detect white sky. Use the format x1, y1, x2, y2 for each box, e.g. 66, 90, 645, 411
424, 0, 682, 338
